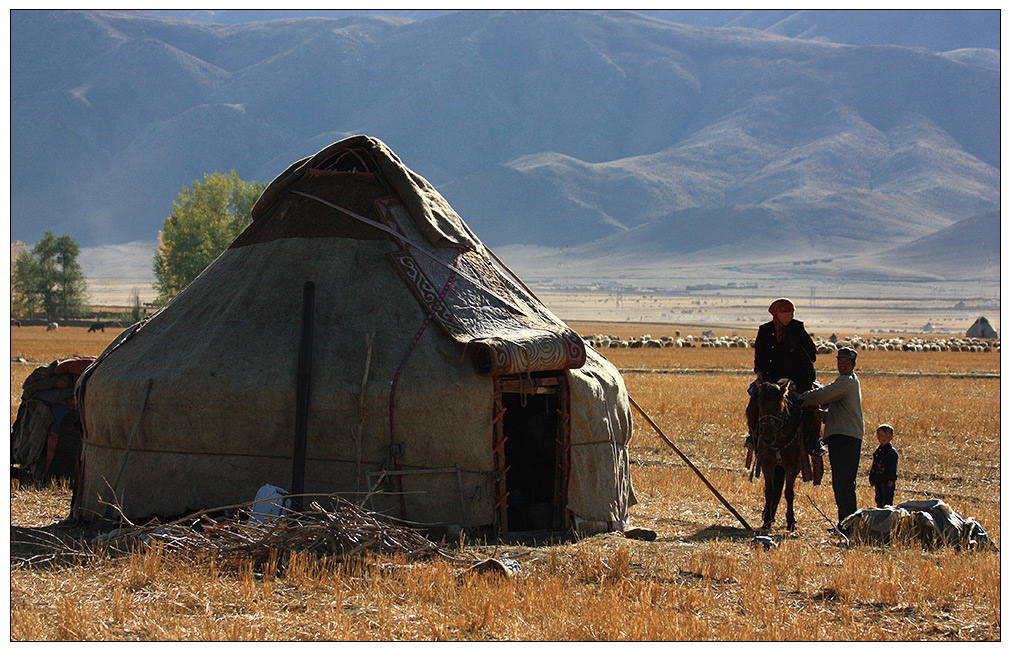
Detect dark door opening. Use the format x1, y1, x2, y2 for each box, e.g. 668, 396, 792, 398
501, 384, 561, 532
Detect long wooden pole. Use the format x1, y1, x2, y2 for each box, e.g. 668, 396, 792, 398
292, 281, 315, 512
629, 395, 753, 531
354, 332, 375, 494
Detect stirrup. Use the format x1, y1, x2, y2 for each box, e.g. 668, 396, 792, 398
744, 436, 756, 451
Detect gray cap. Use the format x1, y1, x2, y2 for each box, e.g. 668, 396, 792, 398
836, 346, 857, 360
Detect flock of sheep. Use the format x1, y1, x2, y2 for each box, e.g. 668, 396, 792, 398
584, 333, 748, 349
582, 332, 1000, 353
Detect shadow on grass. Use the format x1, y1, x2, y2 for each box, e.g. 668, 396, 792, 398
683, 524, 756, 543
11, 520, 97, 568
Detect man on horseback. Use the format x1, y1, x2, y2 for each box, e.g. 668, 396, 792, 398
745, 298, 826, 455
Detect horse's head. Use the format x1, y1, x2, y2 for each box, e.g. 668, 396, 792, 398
756, 378, 798, 446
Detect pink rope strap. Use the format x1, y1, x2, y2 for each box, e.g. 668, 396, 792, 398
387, 264, 459, 518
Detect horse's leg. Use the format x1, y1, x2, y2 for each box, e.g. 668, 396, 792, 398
760, 458, 774, 529
785, 466, 798, 531
762, 462, 784, 529
772, 465, 785, 525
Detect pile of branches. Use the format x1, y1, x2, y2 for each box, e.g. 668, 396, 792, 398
97, 495, 463, 569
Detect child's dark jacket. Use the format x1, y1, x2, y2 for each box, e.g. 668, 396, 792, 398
869, 442, 899, 485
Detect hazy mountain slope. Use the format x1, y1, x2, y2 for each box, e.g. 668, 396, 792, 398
144, 9, 452, 26
437, 15, 997, 250
860, 210, 1001, 280
641, 10, 1000, 51
74, 104, 293, 243
752, 10, 999, 51
941, 48, 999, 70
208, 16, 409, 140
146, 9, 1001, 53
731, 209, 1003, 286
10, 9, 1000, 288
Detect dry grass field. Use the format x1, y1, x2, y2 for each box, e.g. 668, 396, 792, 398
10, 323, 1002, 641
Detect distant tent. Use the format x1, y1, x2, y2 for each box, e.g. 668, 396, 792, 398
966, 316, 997, 339
71, 135, 635, 535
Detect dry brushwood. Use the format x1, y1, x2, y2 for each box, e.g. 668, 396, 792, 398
95, 495, 467, 569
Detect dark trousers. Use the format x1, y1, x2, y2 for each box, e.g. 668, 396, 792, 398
874, 483, 895, 508
826, 434, 862, 522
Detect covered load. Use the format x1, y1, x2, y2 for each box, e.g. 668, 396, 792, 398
12, 356, 95, 481
839, 498, 993, 549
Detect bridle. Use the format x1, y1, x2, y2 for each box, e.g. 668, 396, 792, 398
749, 381, 803, 481
757, 401, 801, 463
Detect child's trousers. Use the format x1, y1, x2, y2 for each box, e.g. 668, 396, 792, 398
874, 483, 895, 508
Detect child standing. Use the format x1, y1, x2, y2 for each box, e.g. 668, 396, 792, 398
869, 424, 899, 507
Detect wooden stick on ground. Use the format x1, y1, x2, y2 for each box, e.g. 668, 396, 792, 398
629, 395, 753, 532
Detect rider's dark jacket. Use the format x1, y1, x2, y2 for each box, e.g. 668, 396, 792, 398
753, 319, 817, 391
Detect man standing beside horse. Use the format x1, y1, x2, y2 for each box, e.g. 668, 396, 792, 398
799, 347, 864, 523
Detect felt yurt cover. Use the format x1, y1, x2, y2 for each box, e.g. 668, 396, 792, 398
72, 136, 635, 534
966, 316, 997, 339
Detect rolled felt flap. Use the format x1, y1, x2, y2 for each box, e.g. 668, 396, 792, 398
470, 329, 587, 376
387, 236, 587, 377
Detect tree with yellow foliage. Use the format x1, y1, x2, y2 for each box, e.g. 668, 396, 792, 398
152, 171, 266, 304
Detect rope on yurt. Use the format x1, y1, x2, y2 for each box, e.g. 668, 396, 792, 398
387, 263, 459, 519
312, 146, 377, 174
448, 340, 475, 366
484, 245, 537, 298
291, 191, 490, 290
516, 344, 534, 408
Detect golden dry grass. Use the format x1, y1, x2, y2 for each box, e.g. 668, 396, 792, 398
10, 325, 120, 365
9, 323, 1002, 641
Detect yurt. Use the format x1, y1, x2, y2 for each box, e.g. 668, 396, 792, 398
966, 316, 997, 339
72, 136, 635, 535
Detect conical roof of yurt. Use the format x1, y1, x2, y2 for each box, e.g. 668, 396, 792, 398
73, 135, 635, 534
966, 316, 998, 339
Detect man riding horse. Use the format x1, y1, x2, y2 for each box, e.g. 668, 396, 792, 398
745, 298, 826, 457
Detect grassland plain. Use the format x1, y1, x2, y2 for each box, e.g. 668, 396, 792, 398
9, 324, 1002, 641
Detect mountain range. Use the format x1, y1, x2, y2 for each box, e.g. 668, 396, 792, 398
11, 9, 1000, 291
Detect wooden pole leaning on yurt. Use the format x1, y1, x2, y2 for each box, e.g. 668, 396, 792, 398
628, 395, 753, 531
292, 281, 315, 512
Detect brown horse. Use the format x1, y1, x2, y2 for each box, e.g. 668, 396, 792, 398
754, 378, 804, 531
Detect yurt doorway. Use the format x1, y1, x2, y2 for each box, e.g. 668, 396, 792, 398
494, 374, 569, 533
